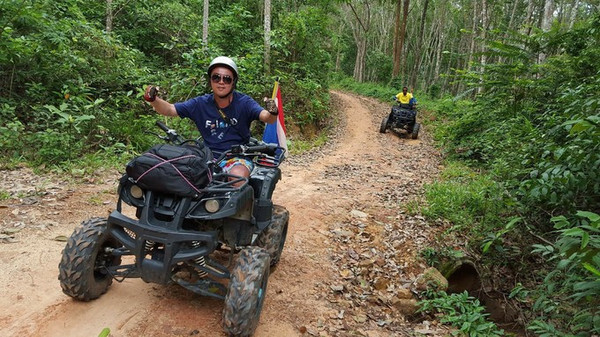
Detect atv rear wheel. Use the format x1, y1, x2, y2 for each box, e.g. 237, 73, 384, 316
411, 123, 420, 139
223, 247, 270, 337
58, 217, 122, 301
379, 117, 389, 133
256, 205, 289, 267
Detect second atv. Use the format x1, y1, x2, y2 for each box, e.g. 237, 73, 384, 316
379, 97, 420, 139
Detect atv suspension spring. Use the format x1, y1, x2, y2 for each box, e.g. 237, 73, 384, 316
144, 240, 155, 252
192, 241, 208, 277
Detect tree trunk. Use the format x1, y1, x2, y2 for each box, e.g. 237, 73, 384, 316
478, 0, 488, 94
345, 1, 371, 82
354, 39, 367, 82
106, 0, 113, 33
399, 0, 410, 82
569, 0, 579, 29
523, 0, 536, 35
507, 0, 520, 33
542, 0, 555, 31
392, 0, 402, 78
433, 30, 443, 84
463, 2, 477, 93
264, 0, 271, 74
539, 0, 554, 63
410, 0, 429, 89
433, 7, 447, 85
203, 0, 209, 46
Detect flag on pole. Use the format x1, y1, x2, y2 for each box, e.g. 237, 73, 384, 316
262, 79, 288, 158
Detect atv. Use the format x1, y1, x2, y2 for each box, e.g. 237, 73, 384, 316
58, 121, 289, 337
379, 98, 420, 139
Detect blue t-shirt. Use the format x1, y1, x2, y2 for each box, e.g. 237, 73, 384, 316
175, 91, 263, 156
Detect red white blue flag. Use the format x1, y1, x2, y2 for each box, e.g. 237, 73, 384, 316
262, 80, 288, 158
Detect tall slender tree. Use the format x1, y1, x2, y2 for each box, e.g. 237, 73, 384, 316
203, 0, 209, 45
410, 0, 428, 89
539, 0, 554, 63
392, 0, 409, 80
106, 0, 113, 33
568, 0, 579, 29
264, 0, 271, 74
392, 0, 401, 78
478, 0, 488, 93
344, 0, 371, 82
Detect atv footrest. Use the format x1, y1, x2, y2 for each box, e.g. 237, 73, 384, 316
172, 276, 227, 300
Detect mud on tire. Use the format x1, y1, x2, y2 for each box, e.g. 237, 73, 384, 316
58, 217, 122, 301
379, 117, 389, 133
256, 205, 289, 267
411, 122, 420, 139
223, 247, 270, 337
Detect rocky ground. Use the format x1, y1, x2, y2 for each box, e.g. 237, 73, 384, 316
0, 91, 452, 337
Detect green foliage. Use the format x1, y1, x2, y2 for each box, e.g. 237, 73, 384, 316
274, 6, 334, 85
418, 291, 504, 336
434, 15, 600, 220
421, 162, 510, 235
528, 211, 600, 336
288, 132, 328, 155
419, 246, 465, 269
284, 78, 330, 129
420, 247, 440, 267
422, 14, 600, 336
211, 4, 258, 57
98, 327, 110, 337
0, 189, 11, 201
0, 1, 335, 171
332, 74, 400, 102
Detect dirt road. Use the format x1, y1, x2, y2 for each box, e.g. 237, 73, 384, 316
0, 91, 444, 336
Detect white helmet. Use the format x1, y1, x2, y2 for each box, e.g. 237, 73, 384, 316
207, 56, 239, 80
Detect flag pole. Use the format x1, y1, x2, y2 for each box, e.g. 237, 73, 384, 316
271, 77, 280, 100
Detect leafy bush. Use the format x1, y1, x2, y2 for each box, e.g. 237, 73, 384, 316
421, 162, 511, 235
421, 14, 600, 335
418, 291, 504, 336
527, 211, 600, 336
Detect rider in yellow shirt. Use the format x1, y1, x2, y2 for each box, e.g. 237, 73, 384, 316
395, 86, 413, 106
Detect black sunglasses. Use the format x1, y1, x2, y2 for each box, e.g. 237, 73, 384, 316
211, 74, 233, 84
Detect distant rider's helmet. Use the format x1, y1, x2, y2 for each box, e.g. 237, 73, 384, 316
207, 56, 239, 83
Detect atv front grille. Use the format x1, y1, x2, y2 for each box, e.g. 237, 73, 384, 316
124, 228, 136, 239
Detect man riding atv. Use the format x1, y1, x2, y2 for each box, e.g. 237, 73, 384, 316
380, 86, 420, 139
395, 86, 417, 110
58, 56, 289, 337
144, 56, 279, 186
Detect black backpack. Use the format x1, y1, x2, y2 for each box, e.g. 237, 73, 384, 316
126, 143, 213, 198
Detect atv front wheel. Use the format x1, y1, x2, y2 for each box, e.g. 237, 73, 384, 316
379, 117, 389, 133
411, 123, 420, 139
223, 247, 270, 337
256, 205, 289, 267
58, 217, 122, 301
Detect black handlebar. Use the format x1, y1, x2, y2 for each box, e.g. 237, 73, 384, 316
154, 121, 284, 166
233, 144, 278, 156
155, 121, 185, 144
156, 121, 170, 133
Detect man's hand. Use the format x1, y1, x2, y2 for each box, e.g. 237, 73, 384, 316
264, 98, 278, 115
144, 85, 159, 102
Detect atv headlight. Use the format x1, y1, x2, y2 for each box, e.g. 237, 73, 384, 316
205, 199, 220, 213
130, 184, 143, 199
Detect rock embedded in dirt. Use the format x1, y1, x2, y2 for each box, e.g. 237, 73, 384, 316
415, 267, 449, 292
391, 298, 419, 316
350, 209, 369, 219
